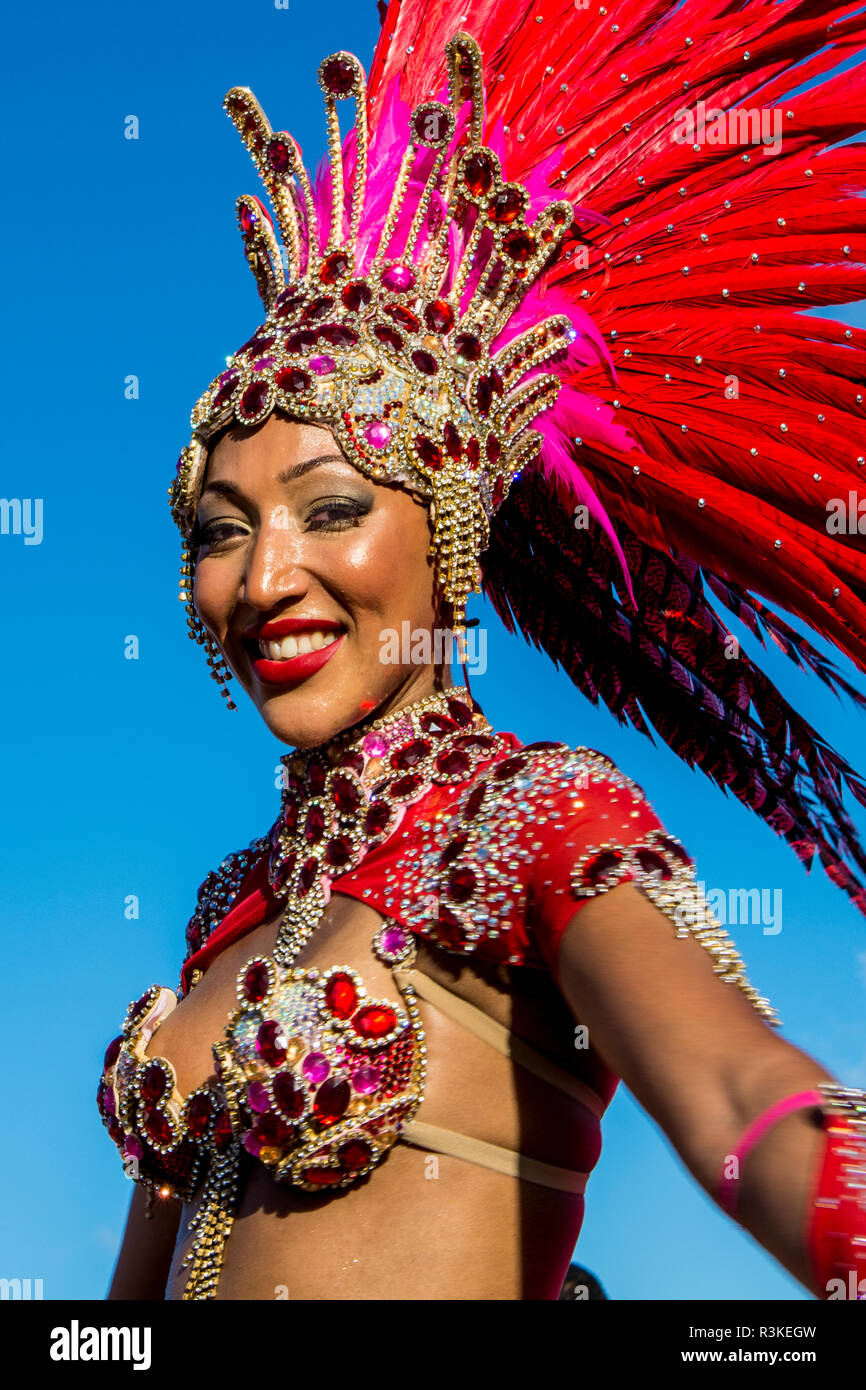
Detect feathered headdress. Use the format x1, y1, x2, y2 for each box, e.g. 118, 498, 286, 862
172, 0, 866, 918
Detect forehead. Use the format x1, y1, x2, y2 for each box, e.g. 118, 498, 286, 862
205, 414, 345, 478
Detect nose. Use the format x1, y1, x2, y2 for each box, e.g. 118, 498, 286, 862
240, 509, 310, 613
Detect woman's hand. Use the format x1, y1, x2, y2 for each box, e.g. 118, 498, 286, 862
555, 881, 834, 1296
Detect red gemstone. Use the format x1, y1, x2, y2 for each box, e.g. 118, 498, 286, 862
490, 367, 504, 395
454, 333, 481, 361
239, 380, 270, 418
273, 1070, 306, 1120
636, 847, 673, 879
582, 849, 625, 887
332, 774, 362, 812
103, 1035, 123, 1070
456, 733, 496, 752
386, 305, 419, 333
441, 833, 469, 864
306, 757, 326, 793
442, 422, 463, 459
412, 348, 438, 375
486, 434, 502, 463
463, 151, 495, 197
466, 437, 480, 467
267, 137, 292, 173
503, 229, 536, 262
423, 299, 454, 334
420, 710, 458, 735
320, 322, 358, 348
213, 371, 240, 408
342, 280, 372, 311
185, 1092, 214, 1139
242, 960, 271, 1003
322, 56, 356, 95
488, 187, 523, 225
437, 904, 466, 944
285, 329, 316, 352
339, 749, 365, 774
302, 1167, 345, 1185
436, 748, 471, 778
364, 802, 393, 836
494, 755, 528, 780
476, 377, 492, 415
304, 804, 326, 843
239, 204, 259, 235
127, 987, 157, 1027
324, 835, 353, 867
325, 972, 358, 1019
275, 293, 304, 320
313, 1076, 351, 1125
447, 866, 478, 903
390, 773, 422, 798
298, 856, 319, 894
447, 698, 474, 726
339, 1138, 373, 1171
213, 1109, 233, 1152
352, 1005, 397, 1040
140, 1062, 168, 1104
374, 323, 403, 351
304, 296, 335, 322
414, 434, 442, 469
392, 737, 431, 769
492, 477, 505, 506
275, 366, 311, 395
320, 250, 350, 283
412, 106, 449, 144
464, 783, 486, 819
256, 1020, 289, 1067
142, 1108, 174, 1147
253, 1112, 294, 1146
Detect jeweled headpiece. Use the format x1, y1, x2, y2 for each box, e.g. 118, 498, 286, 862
167, 5, 866, 928
171, 32, 575, 690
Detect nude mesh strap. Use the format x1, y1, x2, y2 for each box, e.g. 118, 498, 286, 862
400, 1119, 590, 1194
393, 964, 605, 1119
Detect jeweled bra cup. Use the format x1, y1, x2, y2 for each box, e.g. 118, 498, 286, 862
100, 916, 427, 1201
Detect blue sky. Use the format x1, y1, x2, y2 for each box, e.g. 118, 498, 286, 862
1, 0, 864, 1301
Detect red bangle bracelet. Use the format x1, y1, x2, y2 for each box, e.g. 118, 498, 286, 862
718, 1090, 824, 1217
807, 1085, 866, 1300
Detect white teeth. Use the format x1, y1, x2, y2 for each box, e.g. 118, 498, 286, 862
258, 630, 340, 661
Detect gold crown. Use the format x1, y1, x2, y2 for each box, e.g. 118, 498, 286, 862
172, 34, 575, 699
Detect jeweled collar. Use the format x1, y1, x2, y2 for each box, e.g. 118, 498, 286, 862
278, 684, 485, 797
268, 685, 500, 919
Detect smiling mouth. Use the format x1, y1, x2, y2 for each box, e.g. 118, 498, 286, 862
255, 630, 341, 661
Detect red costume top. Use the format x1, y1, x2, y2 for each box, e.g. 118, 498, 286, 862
97, 687, 775, 1260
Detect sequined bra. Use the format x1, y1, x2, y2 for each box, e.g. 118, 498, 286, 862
97, 685, 777, 1298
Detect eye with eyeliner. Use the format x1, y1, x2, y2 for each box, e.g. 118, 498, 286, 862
306, 497, 370, 530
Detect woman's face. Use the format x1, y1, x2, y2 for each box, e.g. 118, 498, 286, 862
192, 414, 451, 747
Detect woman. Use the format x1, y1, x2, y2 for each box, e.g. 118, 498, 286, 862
99, 8, 866, 1300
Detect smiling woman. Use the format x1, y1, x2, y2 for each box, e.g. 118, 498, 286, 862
98, 10, 866, 1302
192, 416, 444, 747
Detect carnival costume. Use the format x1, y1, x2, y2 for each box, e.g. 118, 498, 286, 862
98, 1, 866, 1299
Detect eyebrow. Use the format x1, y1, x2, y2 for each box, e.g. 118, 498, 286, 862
199, 453, 347, 503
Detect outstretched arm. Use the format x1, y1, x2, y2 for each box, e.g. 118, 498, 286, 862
555, 880, 842, 1297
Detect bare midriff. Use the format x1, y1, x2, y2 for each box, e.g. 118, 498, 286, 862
148, 893, 600, 1300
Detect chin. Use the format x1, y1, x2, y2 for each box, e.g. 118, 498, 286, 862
249, 669, 429, 749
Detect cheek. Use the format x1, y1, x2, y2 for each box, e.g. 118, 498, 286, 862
192, 558, 236, 632
330, 509, 435, 611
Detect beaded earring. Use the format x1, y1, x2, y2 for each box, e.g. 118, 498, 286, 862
179, 543, 238, 710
